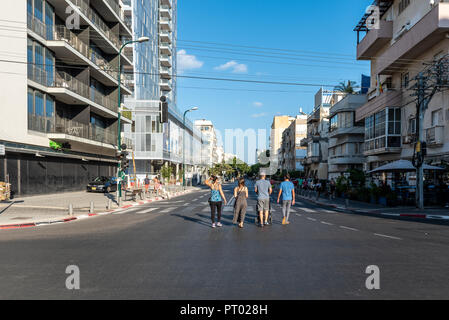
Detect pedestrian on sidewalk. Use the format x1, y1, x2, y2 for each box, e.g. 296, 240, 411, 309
255, 173, 272, 227
277, 174, 295, 225
205, 176, 227, 228
144, 175, 150, 198
315, 179, 322, 201
329, 178, 336, 200
233, 178, 248, 228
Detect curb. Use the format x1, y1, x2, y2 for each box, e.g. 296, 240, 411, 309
296, 195, 449, 221
0, 189, 194, 230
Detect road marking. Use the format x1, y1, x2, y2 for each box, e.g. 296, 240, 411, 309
300, 208, 316, 213
159, 208, 175, 213
137, 208, 158, 214
321, 221, 333, 225
340, 226, 358, 231
307, 217, 317, 221
374, 233, 402, 240
295, 213, 302, 217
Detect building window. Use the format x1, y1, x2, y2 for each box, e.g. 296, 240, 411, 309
431, 109, 443, 126
401, 72, 409, 88
408, 118, 416, 135
365, 108, 401, 151
27, 88, 54, 133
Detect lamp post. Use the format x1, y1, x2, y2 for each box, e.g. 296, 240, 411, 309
117, 36, 149, 200
182, 107, 199, 190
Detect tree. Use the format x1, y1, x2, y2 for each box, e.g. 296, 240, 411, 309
334, 80, 357, 94
161, 166, 172, 183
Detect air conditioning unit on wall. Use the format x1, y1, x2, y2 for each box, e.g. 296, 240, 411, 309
394, 22, 411, 41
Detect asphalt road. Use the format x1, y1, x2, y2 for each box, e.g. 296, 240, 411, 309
0, 181, 448, 299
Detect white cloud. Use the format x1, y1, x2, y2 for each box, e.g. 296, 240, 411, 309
251, 112, 267, 118
177, 50, 204, 74
253, 102, 263, 108
214, 60, 248, 73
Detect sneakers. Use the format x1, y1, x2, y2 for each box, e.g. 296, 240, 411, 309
212, 223, 216, 228
282, 217, 286, 225
217, 222, 223, 227
264, 221, 269, 226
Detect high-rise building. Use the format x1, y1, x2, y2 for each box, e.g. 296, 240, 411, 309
0, 0, 134, 196
195, 119, 219, 168
270, 115, 295, 170
123, 0, 205, 183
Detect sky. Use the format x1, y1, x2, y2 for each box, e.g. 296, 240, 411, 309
176, 0, 373, 162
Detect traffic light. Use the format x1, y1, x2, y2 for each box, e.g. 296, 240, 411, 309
118, 150, 129, 173
160, 96, 168, 123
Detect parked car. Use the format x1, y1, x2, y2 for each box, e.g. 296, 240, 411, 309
86, 176, 117, 193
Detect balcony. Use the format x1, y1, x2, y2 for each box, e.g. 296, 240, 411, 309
159, 17, 172, 32
426, 126, 444, 147
160, 66, 172, 79
375, 2, 449, 74
357, 20, 393, 60
160, 55, 172, 67
160, 79, 172, 92
48, 118, 117, 151
160, 31, 172, 44
160, 5, 172, 19
160, 44, 172, 56
160, 0, 172, 9
355, 89, 402, 122
329, 154, 365, 165
328, 126, 364, 138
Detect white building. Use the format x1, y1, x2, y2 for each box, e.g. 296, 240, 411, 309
0, 0, 134, 195
195, 119, 219, 168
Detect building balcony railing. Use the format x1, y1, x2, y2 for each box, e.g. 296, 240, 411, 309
160, 55, 172, 67
426, 125, 444, 147
159, 31, 172, 44
27, 13, 51, 39
160, 0, 172, 9
357, 20, 393, 60
355, 89, 402, 122
28, 66, 119, 114
52, 118, 117, 146
67, 0, 122, 50
328, 126, 364, 138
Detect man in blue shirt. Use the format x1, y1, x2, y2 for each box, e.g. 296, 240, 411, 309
277, 174, 295, 225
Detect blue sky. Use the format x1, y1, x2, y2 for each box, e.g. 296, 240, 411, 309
176, 0, 373, 159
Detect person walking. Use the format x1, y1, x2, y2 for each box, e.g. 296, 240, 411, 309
277, 174, 295, 225
255, 173, 272, 227
205, 175, 227, 228
329, 178, 336, 200
315, 179, 322, 201
233, 178, 248, 228
144, 175, 150, 198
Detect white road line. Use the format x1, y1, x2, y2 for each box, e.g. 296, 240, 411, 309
300, 208, 316, 213
340, 226, 358, 231
159, 208, 174, 213
374, 233, 402, 240
307, 217, 317, 221
295, 213, 302, 217
137, 208, 158, 214
321, 221, 333, 226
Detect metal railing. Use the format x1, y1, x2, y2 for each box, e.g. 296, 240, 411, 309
53, 118, 117, 145
68, 0, 121, 49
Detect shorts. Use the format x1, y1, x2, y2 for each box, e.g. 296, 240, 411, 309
257, 198, 270, 212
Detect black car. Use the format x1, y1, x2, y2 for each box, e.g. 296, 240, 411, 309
86, 176, 117, 193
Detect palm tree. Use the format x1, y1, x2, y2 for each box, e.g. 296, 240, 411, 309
334, 80, 357, 94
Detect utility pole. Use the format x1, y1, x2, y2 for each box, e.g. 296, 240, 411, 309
411, 56, 447, 209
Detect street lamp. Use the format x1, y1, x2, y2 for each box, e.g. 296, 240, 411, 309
117, 36, 149, 200
183, 107, 199, 190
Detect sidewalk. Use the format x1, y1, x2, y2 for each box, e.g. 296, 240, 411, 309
295, 189, 449, 221
0, 186, 198, 229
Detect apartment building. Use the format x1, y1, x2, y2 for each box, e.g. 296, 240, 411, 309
328, 94, 367, 179
0, 0, 134, 196
270, 115, 295, 170
279, 112, 308, 172
122, 0, 205, 183
355, 0, 449, 171
300, 89, 345, 180
195, 119, 219, 168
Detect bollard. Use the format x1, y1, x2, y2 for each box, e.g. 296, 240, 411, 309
107, 199, 112, 210
345, 198, 349, 208
69, 204, 73, 216
118, 197, 122, 207
89, 201, 94, 214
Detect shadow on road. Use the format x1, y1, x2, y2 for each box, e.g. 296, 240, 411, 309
171, 213, 211, 228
